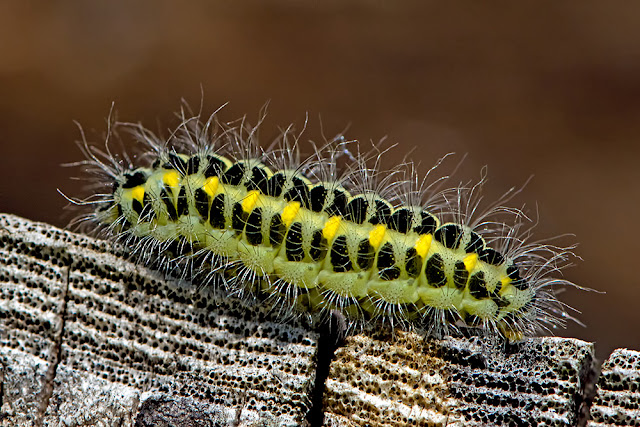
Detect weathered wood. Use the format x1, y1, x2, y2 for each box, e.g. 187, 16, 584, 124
2, 214, 631, 426
323, 333, 595, 426
0, 214, 318, 426
589, 348, 640, 426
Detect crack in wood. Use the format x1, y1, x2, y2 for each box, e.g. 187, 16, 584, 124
35, 265, 70, 426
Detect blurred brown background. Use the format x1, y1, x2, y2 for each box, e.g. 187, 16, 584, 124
1, 1, 638, 361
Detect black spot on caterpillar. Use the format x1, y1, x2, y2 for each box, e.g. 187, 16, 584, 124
65, 106, 583, 342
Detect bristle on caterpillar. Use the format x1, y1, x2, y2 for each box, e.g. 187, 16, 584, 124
65, 106, 582, 342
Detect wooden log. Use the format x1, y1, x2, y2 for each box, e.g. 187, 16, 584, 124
0, 214, 626, 426
323, 333, 595, 426
0, 214, 318, 426
589, 348, 640, 426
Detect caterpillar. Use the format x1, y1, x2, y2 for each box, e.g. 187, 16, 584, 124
68, 106, 578, 342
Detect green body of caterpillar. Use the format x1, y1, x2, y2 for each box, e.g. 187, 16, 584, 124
103, 151, 534, 340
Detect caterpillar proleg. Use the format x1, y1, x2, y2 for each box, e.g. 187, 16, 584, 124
66, 106, 580, 342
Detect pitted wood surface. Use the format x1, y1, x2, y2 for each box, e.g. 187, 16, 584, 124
0, 214, 318, 426
589, 348, 640, 427
3, 214, 634, 427
323, 333, 595, 426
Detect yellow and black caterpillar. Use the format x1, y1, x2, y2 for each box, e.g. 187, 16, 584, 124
72, 109, 577, 341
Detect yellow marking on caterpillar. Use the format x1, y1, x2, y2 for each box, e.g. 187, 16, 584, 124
202, 176, 219, 197
163, 170, 180, 187
463, 253, 478, 272
281, 202, 301, 227
242, 190, 260, 212
322, 216, 341, 241
368, 225, 386, 249
130, 186, 145, 202
500, 275, 512, 291
414, 234, 433, 258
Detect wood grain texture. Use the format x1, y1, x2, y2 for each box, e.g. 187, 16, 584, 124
0, 214, 318, 426
589, 348, 640, 426
323, 333, 595, 426
0, 213, 632, 426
